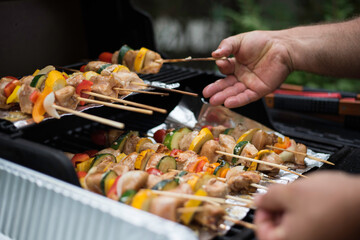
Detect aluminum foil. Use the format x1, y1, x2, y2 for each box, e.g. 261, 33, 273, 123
0, 81, 179, 129
147, 96, 331, 238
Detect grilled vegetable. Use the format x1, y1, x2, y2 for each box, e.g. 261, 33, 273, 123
168, 127, 192, 150
118, 45, 133, 64
76, 80, 93, 105
236, 128, 259, 143
100, 170, 118, 195
133, 47, 148, 72
135, 149, 155, 170
214, 160, 230, 177
156, 156, 177, 173
152, 179, 178, 191
131, 189, 155, 211
90, 153, 116, 168
232, 140, 249, 164
189, 128, 214, 153
146, 168, 163, 176
99, 52, 113, 63
111, 131, 139, 151
97, 63, 112, 74
153, 129, 167, 143
135, 138, 152, 153
180, 188, 207, 225
30, 74, 46, 89
6, 85, 21, 104
120, 189, 137, 204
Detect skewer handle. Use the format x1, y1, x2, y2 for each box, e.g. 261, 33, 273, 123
132, 82, 198, 97
114, 88, 169, 96
78, 97, 153, 115
157, 56, 228, 63
53, 105, 124, 129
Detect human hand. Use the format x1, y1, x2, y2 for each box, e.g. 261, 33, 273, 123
203, 31, 293, 108
254, 171, 360, 240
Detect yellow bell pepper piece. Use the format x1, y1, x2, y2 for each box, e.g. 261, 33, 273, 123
248, 149, 274, 171
187, 175, 200, 191
104, 178, 116, 196
44, 70, 66, 92
131, 189, 155, 210
6, 85, 21, 104
133, 47, 149, 72
180, 188, 207, 225
189, 128, 214, 153
32, 69, 40, 76
83, 71, 99, 81
32, 87, 52, 123
76, 157, 94, 172
116, 153, 127, 163
236, 128, 260, 144
113, 65, 130, 73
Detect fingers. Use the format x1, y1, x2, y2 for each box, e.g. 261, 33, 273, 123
202, 75, 239, 99
212, 34, 243, 58
223, 89, 260, 108
255, 210, 285, 240
255, 184, 290, 212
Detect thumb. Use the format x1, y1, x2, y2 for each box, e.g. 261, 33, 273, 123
212, 34, 244, 58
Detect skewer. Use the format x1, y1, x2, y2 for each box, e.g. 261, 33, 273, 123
225, 195, 254, 205
82, 91, 167, 114
53, 105, 124, 129
223, 216, 258, 231
131, 82, 198, 97
251, 183, 268, 191
216, 151, 308, 178
55, 65, 79, 72
265, 145, 334, 165
113, 88, 169, 96
77, 97, 153, 115
155, 56, 228, 63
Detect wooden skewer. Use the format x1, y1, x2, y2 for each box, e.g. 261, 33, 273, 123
223, 216, 257, 231
77, 97, 153, 115
53, 105, 124, 129
216, 151, 308, 179
113, 88, 169, 96
266, 145, 334, 165
251, 183, 268, 191
131, 82, 198, 97
156, 56, 228, 63
225, 195, 254, 205
82, 91, 167, 114
55, 65, 79, 72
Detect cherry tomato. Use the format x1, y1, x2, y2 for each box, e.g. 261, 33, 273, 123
91, 129, 108, 146
80, 65, 86, 72
153, 129, 166, 143
170, 149, 183, 157
98, 52, 113, 63
201, 125, 213, 131
146, 168, 163, 176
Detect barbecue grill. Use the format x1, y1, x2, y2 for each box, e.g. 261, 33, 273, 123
1, 1, 360, 240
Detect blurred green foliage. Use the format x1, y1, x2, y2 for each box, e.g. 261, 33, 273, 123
215, 0, 360, 92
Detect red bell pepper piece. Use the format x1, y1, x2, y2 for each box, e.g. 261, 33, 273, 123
146, 168, 163, 176
71, 153, 90, 167
77, 171, 87, 179
170, 149, 183, 157
4, 79, 21, 98
195, 159, 208, 173
99, 52, 113, 63
80, 65, 86, 72
76, 80, 93, 105
29, 90, 40, 104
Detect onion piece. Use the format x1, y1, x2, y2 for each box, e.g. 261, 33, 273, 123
43, 92, 60, 119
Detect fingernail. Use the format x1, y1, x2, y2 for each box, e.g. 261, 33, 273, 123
213, 48, 222, 54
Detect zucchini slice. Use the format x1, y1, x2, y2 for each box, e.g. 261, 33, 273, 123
223, 128, 234, 135
156, 156, 177, 173
97, 63, 112, 74
152, 179, 178, 191
111, 131, 139, 151
214, 160, 230, 177
119, 189, 137, 204
118, 45, 133, 64
100, 170, 118, 195
232, 140, 249, 164
30, 74, 46, 89
90, 153, 116, 168
170, 127, 191, 150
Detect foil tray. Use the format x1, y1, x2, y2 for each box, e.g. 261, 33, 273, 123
0, 158, 197, 240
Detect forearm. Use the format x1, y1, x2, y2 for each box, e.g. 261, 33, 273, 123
275, 17, 360, 78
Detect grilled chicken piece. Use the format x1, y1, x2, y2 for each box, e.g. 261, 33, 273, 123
84, 61, 105, 72
145, 153, 166, 170
219, 134, 236, 162
176, 150, 197, 170
146, 174, 162, 189
111, 164, 129, 176
19, 84, 38, 114
230, 124, 247, 141
241, 171, 261, 183
170, 182, 193, 195
84, 172, 103, 194
122, 152, 139, 170
96, 148, 121, 158
19, 75, 34, 85
203, 178, 229, 198
257, 151, 281, 176
142, 50, 163, 74
295, 143, 307, 167
139, 141, 161, 153
179, 131, 199, 151
251, 130, 268, 151
0, 77, 14, 109
54, 86, 79, 109
123, 134, 140, 154
100, 64, 119, 76
90, 74, 119, 98
149, 196, 183, 222
112, 71, 145, 95
227, 174, 256, 194
182, 152, 199, 172
237, 143, 258, 167
66, 73, 84, 87
116, 170, 148, 197
119, 50, 136, 70
226, 166, 245, 180
199, 140, 222, 163
194, 204, 226, 231
265, 132, 278, 146
211, 125, 227, 138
